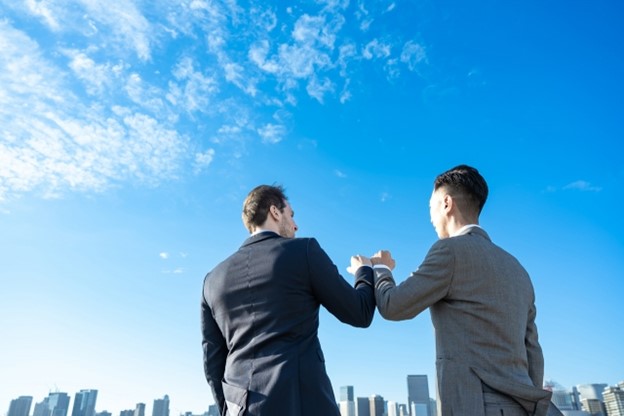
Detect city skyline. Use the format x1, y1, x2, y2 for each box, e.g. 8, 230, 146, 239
5, 377, 624, 416
1, 0, 623, 414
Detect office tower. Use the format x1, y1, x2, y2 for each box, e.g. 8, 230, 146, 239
398, 404, 409, 416
8, 396, 33, 416
407, 375, 431, 416
134, 404, 145, 416
356, 397, 370, 416
429, 399, 437, 416
72, 390, 98, 416
152, 396, 169, 416
603, 385, 624, 416
341, 386, 354, 402
47, 393, 71, 416
206, 405, 219, 416
581, 398, 605, 416
387, 401, 399, 416
339, 386, 355, 416
578, 385, 609, 402
33, 399, 50, 416
369, 395, 384, 416
552, 388, 577, 410
120, 410, 133, 416
96, 412, 111, 416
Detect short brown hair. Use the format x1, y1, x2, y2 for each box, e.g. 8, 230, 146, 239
242, 185, 288, 233
434, 165, 488, 215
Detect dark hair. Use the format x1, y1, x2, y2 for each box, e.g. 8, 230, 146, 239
434, 165, 488, 215
242, 185, 288, 232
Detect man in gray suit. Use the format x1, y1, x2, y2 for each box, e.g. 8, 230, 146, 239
201, 185, 376, 416
354, 165, 556, 416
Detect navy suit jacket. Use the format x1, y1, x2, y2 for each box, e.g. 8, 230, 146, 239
201, 231, 375, 416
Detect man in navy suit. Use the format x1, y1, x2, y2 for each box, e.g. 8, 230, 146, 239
201, 185, 376, 416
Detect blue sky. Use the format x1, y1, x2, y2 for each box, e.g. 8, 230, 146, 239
1, 0, 623, 414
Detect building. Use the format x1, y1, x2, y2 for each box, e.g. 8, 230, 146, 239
387, 401, 399, 416
133, 404, 145, 416
603, 384, 624, 416
95, 412, 111, 416
72, 390, 98, 416
119, 410, 133, 416
339, 386, 355, 416
8, 396, 33, 416
581, 399, 605, 416
356, 397, 370, 416
152, 396, 169, 416
369, 395, 384, 416
407, 375, 431, 416
552, 388, 578, 411
206, 406, 219, 416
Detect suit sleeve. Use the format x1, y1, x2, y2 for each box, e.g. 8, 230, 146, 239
306, 238, 376, 328
201, 280, 227, 413
525, 300, 545, 387
375, 239, 454, 320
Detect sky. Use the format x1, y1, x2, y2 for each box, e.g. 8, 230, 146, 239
1, 0, 623, 414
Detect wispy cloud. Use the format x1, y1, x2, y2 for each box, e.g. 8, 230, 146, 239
159, 252, 169, 259
563, 180, 602, 192
0, 1, 430, 202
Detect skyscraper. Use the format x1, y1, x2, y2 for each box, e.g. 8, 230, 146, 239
339, 386, 355, 416
151, 396, 169, 416
46, 393, 70, 416
133, 403, 145, 416
8, 396, 33, 416
407, 375, 431, 416
369, 395, 384, 416
603, 384, 624, 416
71, 390, 98, 416
356, 397, 370, 416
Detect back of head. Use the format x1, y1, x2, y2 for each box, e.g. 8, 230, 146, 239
434, 165, 488, 217
242, 185, 288, 233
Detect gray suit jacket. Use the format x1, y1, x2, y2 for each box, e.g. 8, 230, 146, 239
202, 231, 376, 416
375, 226, 554, 416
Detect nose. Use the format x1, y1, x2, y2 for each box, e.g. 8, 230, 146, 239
293, 222, 299, 232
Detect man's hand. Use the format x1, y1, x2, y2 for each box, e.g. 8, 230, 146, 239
346, 254, 372, 275
371, 250, 396, 270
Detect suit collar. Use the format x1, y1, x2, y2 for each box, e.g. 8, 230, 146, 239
454, 224, 491, 241
241, 231, 281, 247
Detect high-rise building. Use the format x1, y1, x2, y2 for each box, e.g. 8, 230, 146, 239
387, 401, 399, 416
95, 411, 111, 416
152, 396, 169, 416
120, 410, 133, 416
398, 404, 409, 416
580, 398, 605, 416
72, 390, 98, 416
8, 396, 33, 416
206, 405, 219, 416
369, 395, 384, 416
356, 397, 370, 416
339, 386, 355, 416
578, 385, 609, 402
32, 393, 70, 416
552, 388, 577, 411
407, 375, 431, 416
341, 386, 354, 402
603, 384, 624, 416
133, 403, 145, 416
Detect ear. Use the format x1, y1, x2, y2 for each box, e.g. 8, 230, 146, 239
443, 194, 453, 213
269, 205, 280, 221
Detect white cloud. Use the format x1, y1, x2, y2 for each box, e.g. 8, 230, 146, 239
363, 39, 391, 60
194, 149, 216, 173
258, 123, 286, 144
401, 40, 427, 71
0, 21, 190, 201
334, 169, 347, 178
563, 180, 602, 192
159, 252, 169, 259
